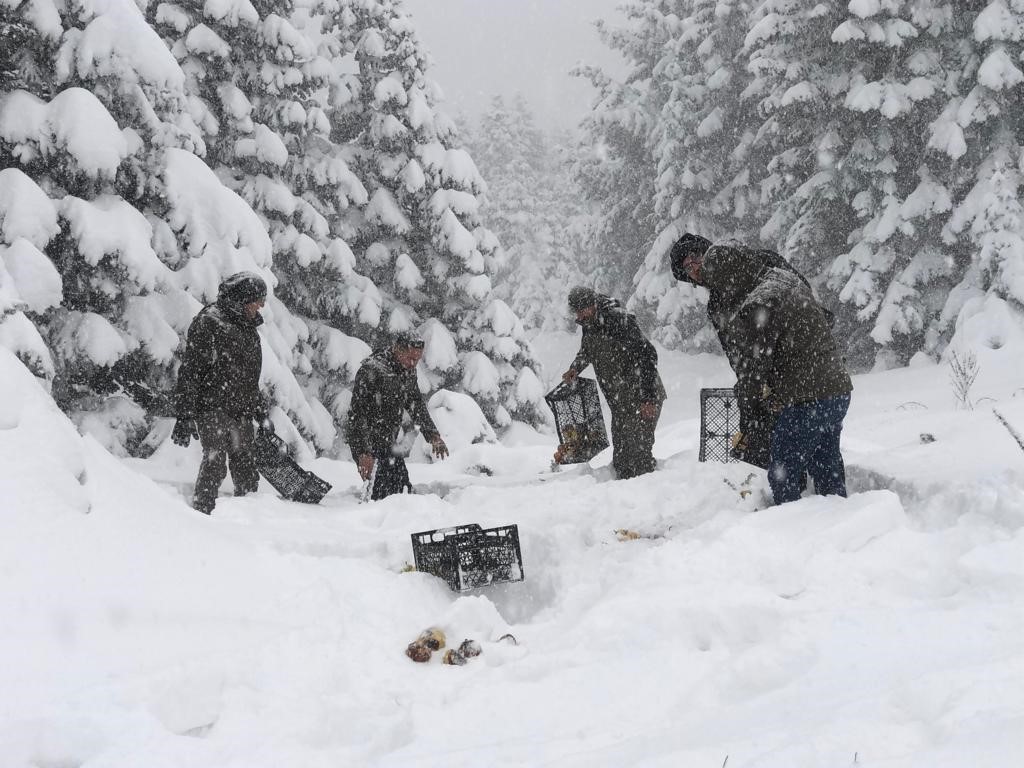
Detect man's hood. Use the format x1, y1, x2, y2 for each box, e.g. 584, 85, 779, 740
670, 233, 713, 285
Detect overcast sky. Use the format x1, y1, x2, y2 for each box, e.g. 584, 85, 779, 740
402, 0, 626, 132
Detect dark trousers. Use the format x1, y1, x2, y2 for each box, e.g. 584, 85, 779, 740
735, 403, 774, 469
194, 412, 259, 513
370, 454, 412, 500
769, 394, 850, 505
610, 405, 659, 480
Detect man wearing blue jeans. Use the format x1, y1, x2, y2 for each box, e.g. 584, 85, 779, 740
769, 394, 851, 503
671, 235, 853, 504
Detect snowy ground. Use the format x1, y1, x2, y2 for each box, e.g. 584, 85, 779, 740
2, 334, 1023, 767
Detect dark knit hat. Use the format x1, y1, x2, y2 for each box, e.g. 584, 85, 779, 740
392, 330, 425, 349
567, 286, 597, 312
219, 271, 268, 304
670, 233, 712, 282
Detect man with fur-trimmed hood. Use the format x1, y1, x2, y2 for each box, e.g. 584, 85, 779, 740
670, 235, 852, 504
561, 287, 666, 479
172, 272, 272, 514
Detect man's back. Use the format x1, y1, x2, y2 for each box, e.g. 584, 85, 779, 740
736, 267, 851, 409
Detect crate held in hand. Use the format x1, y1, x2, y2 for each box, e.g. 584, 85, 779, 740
544, 378, 609, 464
252, 427, 332, 503
699, 387, 740, 463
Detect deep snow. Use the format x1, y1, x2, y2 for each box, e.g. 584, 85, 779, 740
1, 332, 1023, 767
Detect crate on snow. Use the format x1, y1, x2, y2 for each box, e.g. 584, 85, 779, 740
544, 378, 609, 464
411, 523, 524, 592
252, 427, 332, 503
699, 387, 740, 464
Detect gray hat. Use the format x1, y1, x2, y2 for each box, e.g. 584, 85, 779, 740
392, 330, 425, 349
218, 271, 267, 304
567, 286, 597, 312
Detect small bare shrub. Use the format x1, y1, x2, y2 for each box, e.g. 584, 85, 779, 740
949, 348, 979, 410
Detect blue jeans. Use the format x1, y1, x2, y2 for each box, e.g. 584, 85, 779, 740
768, 394, 850, 505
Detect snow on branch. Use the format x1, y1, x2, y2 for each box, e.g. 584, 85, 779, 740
440, 148, 485, 193
0, 89, 130, 179
0, 169, 59, 248
60, 195, 169, 291
394, 253, 424, 291
0, 239, 63, 313
122, 294, 184, 364
429, 189, 479, 218
460, 350, 500, 400
315, 325, 370, 381
202, 0, 259, 28
420, 318, 458, 372
373, 72, 408, 106
162, 149, 273, 301
56, 0, 185, 91
0, 312, 55, 378
435, 209, 483, 272
365, 188, 412, 234
53, 310, 133, 367
234, 123, 289, 167
185, 24, 231, 58
977, 46, 1024, 91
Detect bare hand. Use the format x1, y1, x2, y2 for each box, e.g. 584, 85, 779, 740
639, 402, 660, 421
357, 454, 374, 480
431, 436, 449, 460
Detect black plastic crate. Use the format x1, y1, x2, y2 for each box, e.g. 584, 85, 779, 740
699, 387, 740, 463
252, 427, 332, 503
544, 378, 609, 464
411, 523, 524, 592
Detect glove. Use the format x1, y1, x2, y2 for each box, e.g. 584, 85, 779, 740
251, 403, 273, 434
729, 432, 748, 460
430, 436, 449, 460
357, 453, 375, 481
171, 418, 198, 447
638, 401, 659, 421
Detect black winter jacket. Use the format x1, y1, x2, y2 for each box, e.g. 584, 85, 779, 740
175, 297, 265, 420
676, 242, 823, 362
569, 295, 666, 412
346, 348, 440, 460
701, 244, 852, 417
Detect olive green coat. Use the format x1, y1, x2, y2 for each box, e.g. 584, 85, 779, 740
568, 296, 665, 478
701, 244, 852, 421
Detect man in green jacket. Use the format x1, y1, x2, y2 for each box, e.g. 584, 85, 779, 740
670, 233, 825, 468
172, 272, 271, 514
672, 236, 852, 504
347, 332, 448, 500
561, 287, 666, 479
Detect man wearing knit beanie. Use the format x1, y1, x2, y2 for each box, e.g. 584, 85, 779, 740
668, 233, 851, 505
560, 286, 666, 479
172, 271, 272, 514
